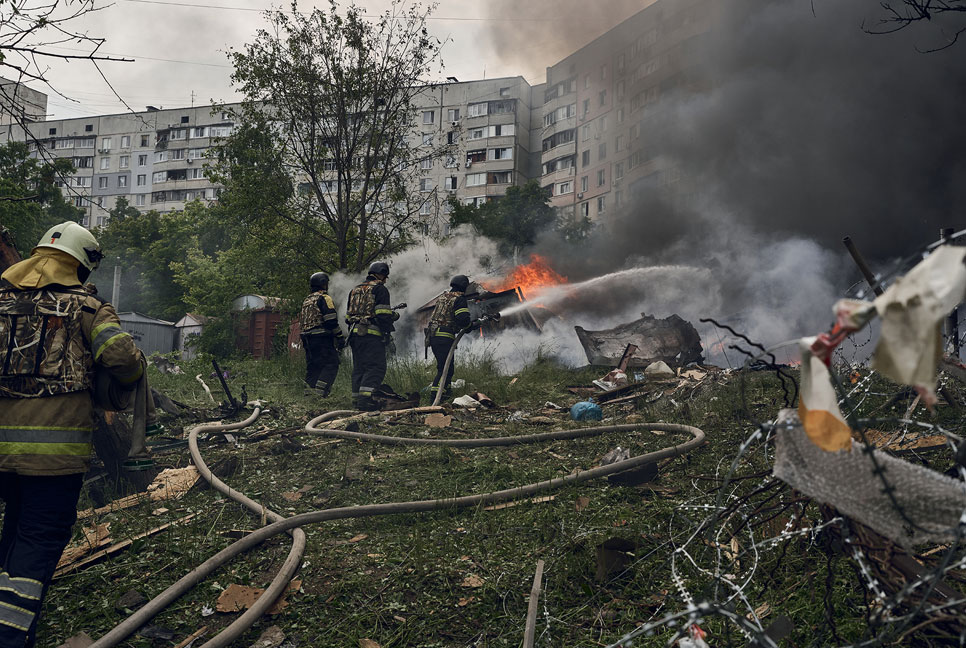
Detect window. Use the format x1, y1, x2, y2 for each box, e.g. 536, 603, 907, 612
601, 64, 607, 80
597, 169, 606, 186
170, 129, 186, 140
467, 103, 488, 118
74, 157, 93, 168
616, 162, 624, 180
581, 176, 588, 192
421, 157, 432, 170
193, 127, 208, 138
100, 158, 110, 170
600, 115, 607, 131
597, 196, 606, 213
616, 81, 625, 101
499, 86, 510, 97
599, 142, 607, 160
615, 135, 625, 152
73, 177, 91, 187
617, 108, 625, 124
557, 181, 573, 195
421, 134, 433, 146
221, 111, 231, 120
599, 90, 607, 107
617, 53, 626, 74
121, 136, 131, 148
118, 176, 128, 188
444, 155, 458, 168
49, 128, 57, 135
138, 154, 147, 167
468, 127, 486, 141
209, 126, 232, 137
188, 148, 206, 159
56, 139, 74, 149
136, 194, 145, 206
581, 150, 590, 167
487, 147, 513, 161
466, 172, 486, 187
419, 178, 434, 192
466, 149, 486, 164
488, 171, 511, 184
120, 155, 130, 169
153, 171, 166, 183
580, 202, 589, 217
446, 108, 460, 122
188, 168, 205, 180
615, 190, 623, 208
73, 196, 84, 207
422, 110, 435, 124
101, 137, 112, 150
584, 74, 590, 89
492, 124, 514, 137
98, 177, 108, 189
541, 129, 574, 152
419, 201, 433, 216
137, 174, 146, 186
444, 176, 458, 191
582, 98, 590, 115
447, 131, 457, 145
582, 124, 591, 139
85, 124, 94, 132
76, 137, 95, 149
180, 116, 189, 124
140, 135, 149, 147
170, 149, 186, 160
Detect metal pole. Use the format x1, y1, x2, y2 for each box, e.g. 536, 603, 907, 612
941, 228, 961, 357
111, 262, 120, 307
842, 236, 883, 296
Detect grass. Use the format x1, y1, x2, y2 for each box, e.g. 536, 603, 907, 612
35, 351, 966, 647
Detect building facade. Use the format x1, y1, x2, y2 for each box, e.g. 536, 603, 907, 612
0, 0, 717, 231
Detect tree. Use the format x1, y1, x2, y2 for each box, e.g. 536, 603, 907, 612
867, 1, 966, 48
212, 0, 447, 274
0, 1, 131, 133
448, 180, 563, 257
0, 141, 83, 254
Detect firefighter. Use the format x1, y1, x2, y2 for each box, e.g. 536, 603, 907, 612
427, 275, 473, 402
0, 222, 142, 646
299, 272, 345, 397
345, 262, 398, 411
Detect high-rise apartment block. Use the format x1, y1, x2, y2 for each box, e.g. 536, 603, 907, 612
0, 0, 715, 231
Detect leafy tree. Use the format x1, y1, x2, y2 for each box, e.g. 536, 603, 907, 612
448, 180, 561, 256
0, 141, 83, 254
212, 0, 446, 273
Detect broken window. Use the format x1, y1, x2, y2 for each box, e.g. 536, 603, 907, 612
466, 149, 486, 164
582, 98, 590, 115
138, 154, 148, 166
500, 87, 510, 97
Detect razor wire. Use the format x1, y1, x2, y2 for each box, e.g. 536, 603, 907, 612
606, 323, 966, 648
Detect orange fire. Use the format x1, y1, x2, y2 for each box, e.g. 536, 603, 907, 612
485, 254, 568, 299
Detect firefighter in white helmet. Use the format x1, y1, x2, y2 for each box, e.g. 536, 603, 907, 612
0, 222, 143, 646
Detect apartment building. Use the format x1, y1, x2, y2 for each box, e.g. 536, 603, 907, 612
0, 77, 48, 126
539, 0, 719, 223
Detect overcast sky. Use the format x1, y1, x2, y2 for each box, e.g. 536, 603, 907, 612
31, 0, 646, 120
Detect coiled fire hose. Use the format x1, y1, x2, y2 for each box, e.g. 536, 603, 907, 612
89, 407, 705, 648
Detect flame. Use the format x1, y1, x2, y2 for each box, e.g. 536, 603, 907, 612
485, 254, 568, 299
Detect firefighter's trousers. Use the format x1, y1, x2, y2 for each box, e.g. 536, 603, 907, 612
349, 334, 387, 402
0, 472, 83, 647
302, 333, 340, 392
430, 335, 456, 399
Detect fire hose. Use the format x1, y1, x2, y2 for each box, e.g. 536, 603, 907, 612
89, 409, 706, 648
431, 315, 497, 407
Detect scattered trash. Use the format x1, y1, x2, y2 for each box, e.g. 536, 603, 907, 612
137, 625, 176, 640
544, 401, 563, 410
250, 626, 286, 648
424, 413, 453, 428
678, 623, 710, 648
575, 313, 703, 367
527, 416, 555, 425
55, 632, 94, 648
453, 395, 481, 408
114, 589, 148, 612
570, 400, 603, 421
599, 446, 630, 465
280, 491, 302, 502
150, 355, 183, 374
201, 605, 215, 617
451, 378, 466, 389
216, 580, 301, 615
461, 574, 485, 587
575, 496, 590, 511
644, 361, 675, 377
593, 368, 628, 391
469, 391, 495, 407
506, 410, 525, 422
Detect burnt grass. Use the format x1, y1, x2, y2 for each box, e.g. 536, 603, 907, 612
37, 353, 966, 647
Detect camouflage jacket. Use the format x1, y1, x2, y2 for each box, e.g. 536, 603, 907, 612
299, 290, 344, 339
345, 279, 395, 337
429, 291, 471, 338
0, 283, 142, 475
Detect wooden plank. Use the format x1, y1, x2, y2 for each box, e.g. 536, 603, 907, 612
54, 513, 196, 578
172, 625, 208, 648
523, 560, 545, 648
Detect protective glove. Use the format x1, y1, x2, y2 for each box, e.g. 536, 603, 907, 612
391, 311, 400, 322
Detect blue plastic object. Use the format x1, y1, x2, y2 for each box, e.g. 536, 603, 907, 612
570, 400, 603, 421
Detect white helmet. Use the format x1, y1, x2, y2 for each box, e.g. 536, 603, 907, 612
33, 222, 103, 271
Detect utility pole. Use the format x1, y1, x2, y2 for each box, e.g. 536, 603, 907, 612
111, 261, 120, 308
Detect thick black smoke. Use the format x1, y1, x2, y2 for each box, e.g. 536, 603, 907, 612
533, 0, 966, 281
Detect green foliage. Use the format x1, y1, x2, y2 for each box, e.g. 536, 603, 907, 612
448, 180, 590, 255
0, 141, 83, 254
213, 0, 445, 273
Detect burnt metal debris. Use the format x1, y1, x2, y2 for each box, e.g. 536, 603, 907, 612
575, 313, 703, 368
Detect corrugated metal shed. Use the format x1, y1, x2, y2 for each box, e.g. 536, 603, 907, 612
174, 313, 206, 360
232, 294, 286, 359
117, 312, 177, 356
